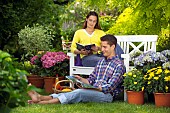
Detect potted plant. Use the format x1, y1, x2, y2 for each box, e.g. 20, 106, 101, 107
30, 51, 70, 93
143, 50, 170, 107
133, 50, 170, 107
123, 69, 145, 105
145, 64, 170, 107
18, 24, 55, 87
133, 51, 168, 74
28, 54, 45, 88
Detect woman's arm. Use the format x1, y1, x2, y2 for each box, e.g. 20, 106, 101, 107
74, 49, 90, 56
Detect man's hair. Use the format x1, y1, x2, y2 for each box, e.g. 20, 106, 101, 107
100, 34, 117, 47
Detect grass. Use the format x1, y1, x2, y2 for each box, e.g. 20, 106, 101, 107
11, 101, 170, 113
11, 91, 170, 113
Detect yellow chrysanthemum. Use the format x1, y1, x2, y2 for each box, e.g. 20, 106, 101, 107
165, 86, 168, 92
164, 76, 170, 81
148, 68, 157, 72
142, 87, 144, 91
154, 77, 159, 80
148, 81, 151, 84
148, 76, 152, 80
128, 72, 132, 76
165, 69, 170, 74
134, 82, 137, 84
150, 68, 155, 71
123, 74, 126, 77
155, 69, 162, 74
157, 66, 161, 69
149, 72, 154, 77
133, 75, 136, 77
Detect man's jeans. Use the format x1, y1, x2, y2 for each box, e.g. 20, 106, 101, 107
50, 89, 113, 104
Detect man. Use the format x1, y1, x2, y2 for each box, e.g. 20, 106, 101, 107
28, 34, 126, 104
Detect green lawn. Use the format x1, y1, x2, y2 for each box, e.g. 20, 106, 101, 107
11, 101, 170, 113
11, 91, 170, 113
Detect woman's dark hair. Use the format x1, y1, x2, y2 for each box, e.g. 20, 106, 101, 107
83, 11, 101, 29
100, 34, 117, 47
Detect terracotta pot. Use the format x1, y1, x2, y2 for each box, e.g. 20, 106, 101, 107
154, 93, 170, 107
27, 75, 44, 88
44, 77, 56, 93
58, 76, 65, 81
126, 91, 144, 105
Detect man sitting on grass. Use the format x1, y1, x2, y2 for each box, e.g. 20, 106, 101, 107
28, 34, 126, 104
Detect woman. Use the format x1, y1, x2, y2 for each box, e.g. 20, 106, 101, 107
71, 11, 123, 67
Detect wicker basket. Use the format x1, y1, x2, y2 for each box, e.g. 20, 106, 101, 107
53, 80, 74, 93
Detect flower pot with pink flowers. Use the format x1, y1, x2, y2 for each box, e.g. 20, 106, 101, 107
30, 51, 70, 93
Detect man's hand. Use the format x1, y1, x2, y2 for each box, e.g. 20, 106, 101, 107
74, 75, 82, 81
98, 86, 102, 92
74, 75, 89, 84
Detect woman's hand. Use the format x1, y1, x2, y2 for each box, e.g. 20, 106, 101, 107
80, 49, 91, 55
91, 46, 100, 52
74, 49, 90, 55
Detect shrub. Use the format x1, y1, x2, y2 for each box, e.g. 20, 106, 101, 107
18, 24, 54, 60
0, 50, 28, 113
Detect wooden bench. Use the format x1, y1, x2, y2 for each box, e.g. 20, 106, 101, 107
67, 35, 158, 101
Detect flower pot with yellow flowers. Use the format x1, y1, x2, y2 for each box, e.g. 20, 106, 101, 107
123, 69, 145, 105
132, 50, 169, 103
145, 62, 170, 107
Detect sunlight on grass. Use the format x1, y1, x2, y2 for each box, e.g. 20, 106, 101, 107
10, 91, 170, 113
11, 101, 170, 113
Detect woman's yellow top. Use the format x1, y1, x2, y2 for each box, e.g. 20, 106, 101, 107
71, 29, 105, 58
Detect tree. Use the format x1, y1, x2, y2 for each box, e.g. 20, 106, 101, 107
86, 0, 169, 35
86, 0, 170, 50
0, 0, 63, 59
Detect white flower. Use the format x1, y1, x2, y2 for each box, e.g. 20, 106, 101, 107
163, 62, 170, 69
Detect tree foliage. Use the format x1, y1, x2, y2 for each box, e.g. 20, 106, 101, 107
87, 0, 170, 50
0, 0, 62, 59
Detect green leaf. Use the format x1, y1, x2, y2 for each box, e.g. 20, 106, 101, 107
27, 85, 43, 93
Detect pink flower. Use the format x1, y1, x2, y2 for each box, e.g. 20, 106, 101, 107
30, 56, 38, 64
40, 51, 69, 69
30, 51, 70, 76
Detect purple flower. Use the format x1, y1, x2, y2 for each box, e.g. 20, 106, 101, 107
134, 51, 168, 67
